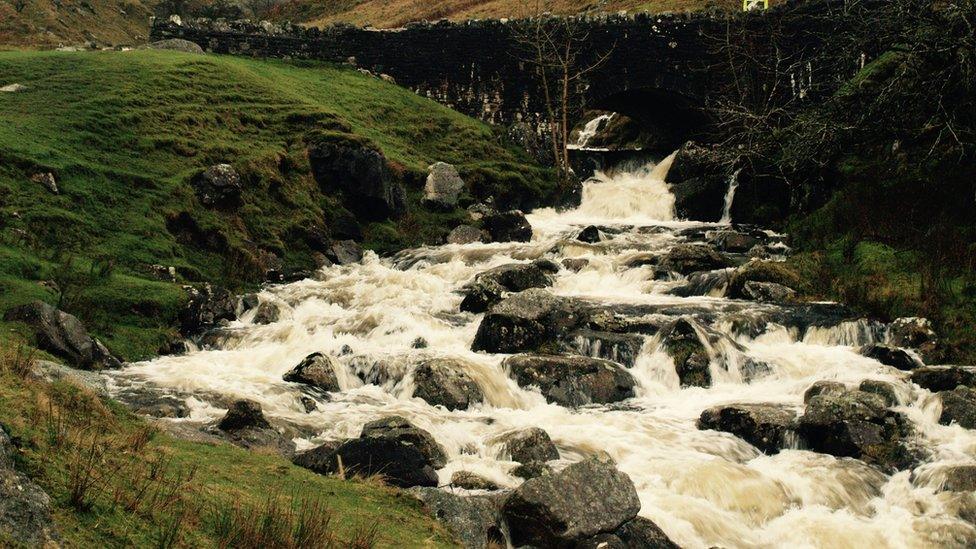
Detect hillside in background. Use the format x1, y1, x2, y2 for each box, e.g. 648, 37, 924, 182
0, 0, 157, 47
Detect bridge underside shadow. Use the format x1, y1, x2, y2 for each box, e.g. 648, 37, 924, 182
588, 88, 711, 154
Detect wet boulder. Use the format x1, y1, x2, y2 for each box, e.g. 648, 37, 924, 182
910, 366, 976, 392
3, 301, 122, 370
562, 258, 589, 272
660, 318, 712, 388
697, 404, 798, 454
192, 164, 242, 208
889, 317, 939, 361
360, 416, 448, 469
450, 471, 500, 491
502, 457, 641, 547
614, 517, 679, 549
859, 379, 903, 407
460, 263, 554, 313
503, 354, 636, 407
218, 400, 271, 431
534, 258, 561, 274
577, 225, 603, 243
860, 344, 922, 371
179, 284, 237, 337
423, 162, 466, 210
251, 301, 280, 325
512, 461, 553, 480
798, 389, 916, 471
935, 465, 976, 493
447, 224, 485, 245
283, 352, 341, 393
666, 142, 729, 222
327, 239, 363, 265
291, 440, 346, 473
472, 289, 587, 354
660, 244, 731, 275
411, 358, 483, 410
938, 386, 976, 429
411, 488, 507, 549
669, 269, 733, 298
728, 261, 801, 300
217, 400, 296, 455
483, 210, 532, 243
307, 137, 406, 220
804, 380, 847, 403
497, 427, 559, 464
709, 230, 760, 253
741, 281, 797, 303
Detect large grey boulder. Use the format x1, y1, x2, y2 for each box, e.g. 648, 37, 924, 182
497, 427, 559, 464
293, 416, 446, 487
411, 488, 507, 549
460, 262, 554, 313
0, 428, 60, 547
483, 210, 532, 242
307, 138, 406, 220
698, 403, 797, 454
860, 344, 922, 371
192, 164, 242, 208
503, 354, 636, 407
447, 224, 485, 245
411, 358, 483, 410
911, 366, 976, 392
798, 389, 917, 471
561, 329, 646, 368
502, 457, 641, 547
283, 352, 341, 393
423, 162, 465, 210
472, 289, 587, 353
742, 281, 797, 303
148, 38, 204, 53
660, 244, 731, 275
938, 386, 976, 429
3, 301, 122, 370
659, 318, 712, 388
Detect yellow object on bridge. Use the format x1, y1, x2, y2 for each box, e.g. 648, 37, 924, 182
743, 0, 769, 10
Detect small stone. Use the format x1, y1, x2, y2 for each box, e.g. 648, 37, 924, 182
31, 172, 58, 194
0, 83, 27, 92
577, 225, 602, 243
498, 427, 559, 464
423, 162, 465, 210
450, 471, 499, 491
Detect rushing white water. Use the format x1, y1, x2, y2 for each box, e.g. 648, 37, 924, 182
110, 155, 976, 548
571, 113, 615, 149
720, 168, 741, 224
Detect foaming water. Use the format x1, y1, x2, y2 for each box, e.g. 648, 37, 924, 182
110, 156, 976, 548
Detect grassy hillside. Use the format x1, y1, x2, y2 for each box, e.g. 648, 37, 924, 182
0, 348, 456, 547
0, 49, 551, 360
0, 0, 156, 48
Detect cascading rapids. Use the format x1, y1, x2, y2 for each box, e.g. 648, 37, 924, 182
107, 154, 976, 549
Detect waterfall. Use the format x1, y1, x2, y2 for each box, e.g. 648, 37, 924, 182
720, 168, 741, 224
107, 156, 976, 549
572, 113, 615, 149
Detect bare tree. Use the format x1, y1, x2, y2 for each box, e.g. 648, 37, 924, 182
513, 0, 614, 184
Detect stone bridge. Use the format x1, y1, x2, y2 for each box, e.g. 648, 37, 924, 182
151, 0, 884, 151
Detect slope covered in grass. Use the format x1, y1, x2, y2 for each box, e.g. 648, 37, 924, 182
0, 49, 552, 359
0, 348, 456, 547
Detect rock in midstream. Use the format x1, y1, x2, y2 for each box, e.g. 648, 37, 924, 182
503, 354, 636, 407
411, 358, 484, 410
698, 403, 798, 455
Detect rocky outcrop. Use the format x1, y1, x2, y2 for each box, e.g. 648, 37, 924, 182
709, 230, 759, 253
727, 261, 800, 300
472, 289, 586, 354
179, 284, 237, 337
798, 389, 917, 471
482, 210, 532, 243
423, 162, 466, 210
561, 329, 646, 368
803, 380, 847, 403
3, 300, 122, 370
888, 317, 939, 362
293, 416, 446, 487
497, 427, 559, 464
327, 239, 364, 265
741, 281, 797, 303
411, 358, 483, 410
938, 386, 976, 429
411, 488, 507, 549
0, 427, 60, 547
698, 403, 798, 454
192, 164, 242, 208
860, 344, 922, 370
447, 225, 485, 245
659, 318, 712, 388
149, 38, 205, 53
460, 263, 554, 313
283, 352, 341, 393
307, 137, 406, 220
31, 172, 59, 194
660, 244, 731, 275
503, 354, 636, 407
911, 366, 976, 392
216, 400, 296, 455
502, 457, 641, 547
858, 379, 902, 407
666, 142, 730, 222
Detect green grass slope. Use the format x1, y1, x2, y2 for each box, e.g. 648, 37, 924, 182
0, 49, 552, 359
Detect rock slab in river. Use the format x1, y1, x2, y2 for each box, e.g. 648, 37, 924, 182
283, 352, 341, 393
411, 358, 483, 410
504, 354, 636, 407
938, 386, 976, 429
472, 289, 586, 353
502, 457, 641, 547
698, 403, 798, 454
911, 366, 976, 392
860, 344, 922, 370
3, 300, 122, 370
482, 210, 532, 242
460, 262, 554, 313
660, 318, 712, 388
497, 427, 559, 464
